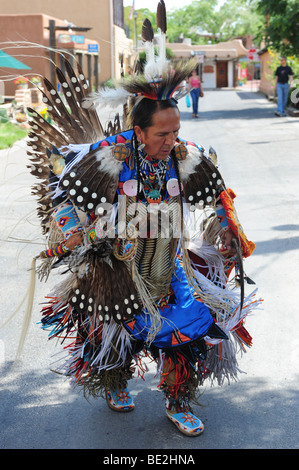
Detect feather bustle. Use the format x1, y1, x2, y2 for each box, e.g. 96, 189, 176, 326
68, 250, 142, 325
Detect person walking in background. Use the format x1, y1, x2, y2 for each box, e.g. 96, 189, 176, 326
274, 56, 293, 117
188, 69, 202, 118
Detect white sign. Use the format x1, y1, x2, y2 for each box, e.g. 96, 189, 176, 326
0, 80, 4, 104
192, 51, 205, 63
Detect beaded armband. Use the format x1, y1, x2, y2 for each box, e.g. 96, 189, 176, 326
52, 201, 81, 239
39, 244, 70, 259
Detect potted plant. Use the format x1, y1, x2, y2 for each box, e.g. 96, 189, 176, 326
31, 76, 42, 87
14, 76, 29, 89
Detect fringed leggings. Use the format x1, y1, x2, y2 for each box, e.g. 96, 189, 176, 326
151, 338, 209, 412
75, 328, 209, 411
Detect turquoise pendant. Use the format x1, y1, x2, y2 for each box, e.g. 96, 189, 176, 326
147, 189, 161, 202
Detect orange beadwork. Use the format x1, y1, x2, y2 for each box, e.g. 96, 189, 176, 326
220, 188, 255, 258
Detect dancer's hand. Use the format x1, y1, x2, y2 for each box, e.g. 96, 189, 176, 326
221, 228, 237, 256
65, 232, 83, 250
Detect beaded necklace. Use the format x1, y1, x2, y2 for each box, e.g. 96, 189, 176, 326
137, 146, 169, 203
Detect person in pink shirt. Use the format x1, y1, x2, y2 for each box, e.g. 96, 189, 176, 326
188, 69, 202, 118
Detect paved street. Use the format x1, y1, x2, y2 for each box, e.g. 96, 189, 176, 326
0, 88, 299, 451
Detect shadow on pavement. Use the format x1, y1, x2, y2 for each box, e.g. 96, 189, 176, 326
253, 235, 299, 256
236, 91, 263, 100
272, 224, 299, 231
1, 359, 298, 449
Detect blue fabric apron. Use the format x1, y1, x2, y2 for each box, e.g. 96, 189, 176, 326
124, 261, 214, 349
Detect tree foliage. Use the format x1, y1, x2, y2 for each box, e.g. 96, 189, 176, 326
255, 0, 299, 56
124, 1, 263, 45
214, 0, 263, 42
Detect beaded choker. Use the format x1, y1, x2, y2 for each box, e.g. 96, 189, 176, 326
137, 146, 169, 203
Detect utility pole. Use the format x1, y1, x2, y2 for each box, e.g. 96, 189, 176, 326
46, 21, 93, 91
134, 11, 138, 52
49, 20, 57, 89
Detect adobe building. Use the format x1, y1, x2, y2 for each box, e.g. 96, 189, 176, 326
167, 38, 249, 88
0, 13, 101, 97
0, 0, 134, 92
1, 0, 250, 95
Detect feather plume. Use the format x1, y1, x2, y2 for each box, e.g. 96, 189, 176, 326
142, 18, 154, 42
123, 59, 197, 101
82, 5, 196, 109
143, 44, 157, 80
142, 19, 156, 80
157, 0, 167, 34
29, 58, 104, 145
178, 144, 203, 182
82, 87, 131, 110
156, 0, 167, 75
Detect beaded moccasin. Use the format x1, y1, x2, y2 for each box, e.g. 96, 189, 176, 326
106, 387, 135, 412
166, 409, 204, 436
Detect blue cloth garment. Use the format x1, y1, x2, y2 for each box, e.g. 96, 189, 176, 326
124, 261, 214, 348
276, 82, 289, 114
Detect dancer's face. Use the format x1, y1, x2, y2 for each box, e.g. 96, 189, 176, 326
134, 107, 180, 160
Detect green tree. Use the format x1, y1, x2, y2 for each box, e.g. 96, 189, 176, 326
124, 7, 156, 42
124, 1, 264, 45
166, 0, 218, 43
215, 0, 264, 41
255, 0, 299, 56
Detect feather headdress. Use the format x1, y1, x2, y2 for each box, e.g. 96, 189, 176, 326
82, 0, 197, 110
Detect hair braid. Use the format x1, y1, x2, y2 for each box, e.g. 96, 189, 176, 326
171, 149, 184, 229
133, 132, 142, 206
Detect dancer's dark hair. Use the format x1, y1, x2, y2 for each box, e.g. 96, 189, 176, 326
132, 97, 178, 130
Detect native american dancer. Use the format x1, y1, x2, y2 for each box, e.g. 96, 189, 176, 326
23, 1, 260, 436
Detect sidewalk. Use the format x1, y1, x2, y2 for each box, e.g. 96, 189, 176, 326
234, 79, 261, 92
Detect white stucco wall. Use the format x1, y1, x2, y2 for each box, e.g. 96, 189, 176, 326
202, 61, 216, 89
228, 60, 234, 88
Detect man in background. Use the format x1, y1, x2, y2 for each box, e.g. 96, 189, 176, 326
274, 56, 293, 117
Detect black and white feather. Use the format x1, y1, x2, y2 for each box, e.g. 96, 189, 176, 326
57, 146, 122, 213
67, 246, 143, 324
27, 57, 105, 233
180, 145, 226, 208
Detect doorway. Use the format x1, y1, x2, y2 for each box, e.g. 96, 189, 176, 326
216, 61, 228, 87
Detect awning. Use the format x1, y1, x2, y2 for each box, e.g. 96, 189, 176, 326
0, 49, 31, 69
